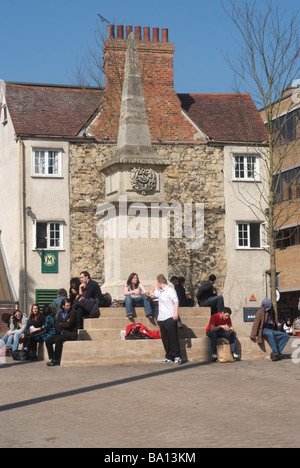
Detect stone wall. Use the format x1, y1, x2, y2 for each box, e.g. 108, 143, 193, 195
157, 144, 226, 298
69, 143, 113, 282
69, 142, 226, 298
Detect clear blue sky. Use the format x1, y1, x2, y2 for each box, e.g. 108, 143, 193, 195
0, 0, 299, 94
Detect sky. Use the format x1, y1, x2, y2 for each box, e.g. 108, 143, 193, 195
0, 0, 299, 95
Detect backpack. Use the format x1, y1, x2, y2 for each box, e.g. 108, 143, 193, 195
101, 293, 112, 308
125, 323, 161, 340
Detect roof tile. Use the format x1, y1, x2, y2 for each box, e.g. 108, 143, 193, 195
5, 83, 103, 137
178, 93, 268, 143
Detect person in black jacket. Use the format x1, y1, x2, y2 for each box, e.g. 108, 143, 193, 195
196, 274, 224, 315
175, 277, 194, 307
45, 299, 78, 366
73, 271, 104, 329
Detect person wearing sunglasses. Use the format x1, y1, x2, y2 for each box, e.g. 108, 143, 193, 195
0, 310, 29, 353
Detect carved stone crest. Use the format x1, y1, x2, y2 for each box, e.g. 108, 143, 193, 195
130, 167, 157, 196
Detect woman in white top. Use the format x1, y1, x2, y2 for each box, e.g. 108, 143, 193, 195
1, 310, 29, 352
124, 273, 153, 319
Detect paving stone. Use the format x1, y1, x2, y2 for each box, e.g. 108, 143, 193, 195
0, 338, 299, 448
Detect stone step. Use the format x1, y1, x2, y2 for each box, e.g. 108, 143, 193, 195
78, 325, 207, 342
83, 316, 209, 332
99, 307, 211, 319
61, 337, 273, 367
61, 338, 210, 367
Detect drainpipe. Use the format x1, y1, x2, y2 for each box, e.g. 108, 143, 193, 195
19, 137, 27, 314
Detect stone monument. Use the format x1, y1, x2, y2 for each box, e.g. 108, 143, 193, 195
99, 32, 170, 299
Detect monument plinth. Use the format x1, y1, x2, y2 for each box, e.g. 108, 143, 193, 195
100, 33, 170, 299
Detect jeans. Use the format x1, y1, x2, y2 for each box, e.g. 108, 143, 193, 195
1, 332, 23, 352
207, 329, 237, 355
125, 295, 153, 317
262, 328, 290, 356
199, 296, 224, 315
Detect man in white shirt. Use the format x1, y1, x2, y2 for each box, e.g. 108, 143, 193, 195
153, 274, 182, 365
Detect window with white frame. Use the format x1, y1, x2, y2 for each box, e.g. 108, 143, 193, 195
35, 222, 64, 250
236, 222, 263, 249
32, 149, 62, 177
233, 154, 260, 181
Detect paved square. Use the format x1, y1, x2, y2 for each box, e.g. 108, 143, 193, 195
0, 339, 299, 449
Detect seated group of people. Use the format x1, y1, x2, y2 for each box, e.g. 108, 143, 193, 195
126, 272, 291, 363
206, 297, 291, 362
124, 273, 224, 319
1, 270, 291, 366
0, 299, 77, 366
0, 271, 101, 366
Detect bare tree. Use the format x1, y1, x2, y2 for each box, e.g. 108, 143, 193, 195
223, 0, 300, 314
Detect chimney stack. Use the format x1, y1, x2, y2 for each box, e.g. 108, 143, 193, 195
99, 24, 195, 142
107, 25, 169, 43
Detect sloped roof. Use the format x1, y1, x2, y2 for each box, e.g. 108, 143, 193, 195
4, 82, 268, 143
178, 93, 268, 143
5, 82, 104, 137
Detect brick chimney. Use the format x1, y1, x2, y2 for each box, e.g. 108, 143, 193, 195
90, 25, 198, 142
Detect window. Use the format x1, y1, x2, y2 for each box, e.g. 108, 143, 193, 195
274, 108, 300, 146
233, 154, 260, 181
276, 225, 300, 249
32, 149, 62, 177
236, 222, 263, 249
274, 167, 300, 203
35, 222, 64, 250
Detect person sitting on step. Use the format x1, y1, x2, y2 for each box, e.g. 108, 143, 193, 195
124, 273, 153, 319
206, 307, 238, 361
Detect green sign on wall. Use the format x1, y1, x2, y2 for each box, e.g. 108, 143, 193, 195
41, 251, 59, 274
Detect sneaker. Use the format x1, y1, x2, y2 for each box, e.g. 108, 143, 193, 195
233, 353, 239, 360
212, 354, 218, 361
161, 359, 172, 364
174, 357, 182, 365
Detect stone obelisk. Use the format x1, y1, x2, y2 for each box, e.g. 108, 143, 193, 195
99, 32, 170, 299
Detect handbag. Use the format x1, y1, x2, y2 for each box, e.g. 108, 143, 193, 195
12, 349, 29, 361
217, 344, 235, 363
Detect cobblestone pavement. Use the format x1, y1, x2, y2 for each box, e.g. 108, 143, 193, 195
0, 339, 299, 449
